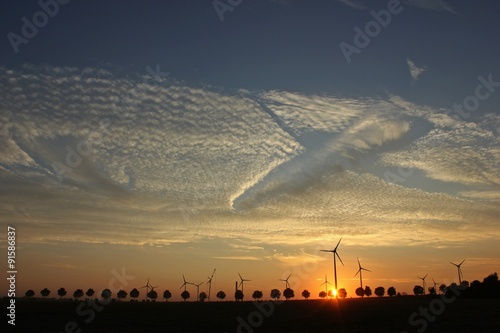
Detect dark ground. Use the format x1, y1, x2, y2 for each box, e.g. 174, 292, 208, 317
3, 296, 500, 333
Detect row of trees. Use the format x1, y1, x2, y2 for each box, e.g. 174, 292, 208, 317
23, 274, 499, 301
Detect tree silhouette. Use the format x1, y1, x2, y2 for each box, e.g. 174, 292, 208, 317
355, 287, 365, 297
283, 288, 294, 300
73, 289, 84, 299
338, 288, 347, 298
374, 286, 385, 297
235, 290, 244, 301
216, 290, 226, 301
252, 290, 263, 301
301, 289, 310, 299
428, 287, 436, 295
327, 290, 333, 298
413, 285, 424, 295
387, 286, 396, 297
270, 289, 281, 300
130, 288, 139, 301
117, 289, 127, 301
101, 289, 112, 300
163, 290, 172, 302
439, 284, 447, 294
40, 288, 50, 298
319, 291, 327, 299
86, 288, 95, 299
364, 286, 372, 297
181, 290, 190, 302
57, 288, 67, 299
461, 280, 470, 288
147, 290, 158, 301
199, 292, 207, 302
25, 290, 35, 298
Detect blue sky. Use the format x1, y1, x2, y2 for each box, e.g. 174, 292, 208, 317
1, 0, 499, 300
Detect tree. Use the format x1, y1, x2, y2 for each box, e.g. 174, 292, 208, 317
101, 289, 112, 300
252, 290, 263, 301
57, 288, 67, 299
374, 286, 385, 297
327, 290, 333, 298
428, 287, 436, 295
235, 290, 244, 301
461, 280, 470, 288
130, 288, 139, 301
364, 286, 372, 297
73, 289, 84, 299
355, 287, 365, 297
117, 289, 127, 301
181, 290, 190, 302
147, 290, 158, 301
319, 291, 327, 299
413, 285, 424, 295
216, 290, 226, 301
283, 288, 294, 300
86, 288, 95, 298
40, 288, 50, 298
25, 290, 35, 298
338, 288, 347, 298
270, 289, 281, 300
163, 290, 172, 302
199, 292, 207, 302
387, 286, 396, 297
301, 289, 310, 299
439, 284, 447, 294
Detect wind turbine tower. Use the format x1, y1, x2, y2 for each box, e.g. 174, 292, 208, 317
320, 237, 344, 297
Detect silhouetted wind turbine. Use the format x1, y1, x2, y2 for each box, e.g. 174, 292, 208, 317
320, 237, 344, 297
418, 274, 428, 294
189, 282, 203, 302
320, 274, 332, 294
354, 257, 371, 289
432, 278, 438, 293
450, 259, 465, 284
279, 273, 291, 290
180, 274, 191, 292
141, 278, 151, 300
207, 269, 216, 302
238, 273, 251, 296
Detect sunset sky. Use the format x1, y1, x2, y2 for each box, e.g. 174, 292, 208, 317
1, 0, 499, 301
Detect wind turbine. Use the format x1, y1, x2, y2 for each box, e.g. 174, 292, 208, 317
320, 237, 344, 297
238, 273, 251, 296
432, 278, 438, 293
279, 273, 291, 290
207, 269, 216, 302
141, 278, 151, 301
189, 282, 203, 302
417, 274, 428, 294
320, 274, 332, 294
450, 259, 465, 285
354, 257, 371, 289
180, 274, 191, 292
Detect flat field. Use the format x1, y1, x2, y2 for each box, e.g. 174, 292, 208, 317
4, 296, 500, 332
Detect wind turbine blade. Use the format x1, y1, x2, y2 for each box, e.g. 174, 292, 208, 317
336, 252, 344, 266
424, 274, 428, 279
286, 273, 291, 280
320, 250, 333, 252
450, 262, 458, 267
334, 237, 342, 251
459, 259, 465, 266
363, 268, 371, 272
354, 269, 361, 277
238, 273, 243, 281
357, 257, 361, 268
